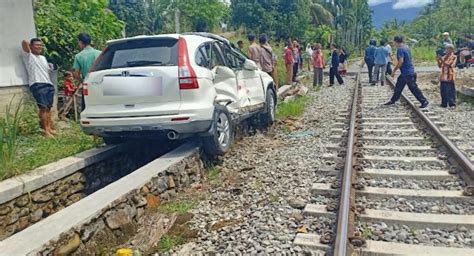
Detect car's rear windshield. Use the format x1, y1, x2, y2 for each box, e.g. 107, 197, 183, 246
93, 38, 178, 71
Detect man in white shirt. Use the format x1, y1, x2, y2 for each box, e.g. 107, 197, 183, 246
21, 38, 55, 137
385, 41, 394, 75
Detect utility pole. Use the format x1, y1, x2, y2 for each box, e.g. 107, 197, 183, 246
175, 8, 180, 33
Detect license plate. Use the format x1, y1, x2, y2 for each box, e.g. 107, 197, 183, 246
103, 77, 163, 96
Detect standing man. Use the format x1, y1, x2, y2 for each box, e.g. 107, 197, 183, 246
436, 32, 453, 56
284, 41, 294, 85
21, 38, 55, 137
247, 33, 261, 68
364, 39, 376, 83
312, 43, 325, 87
384, 36, 429, 108
437, 44, 457, 108
237, 40, 244, 50
385, 41, 393, 75
292, 40, 300, 82
259, 34, 274, 77
73, 32, 101, 111
373, 40, 389, 86
329, 43, 344, 87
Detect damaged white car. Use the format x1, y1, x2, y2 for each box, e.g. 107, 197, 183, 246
80, 32, 277, 155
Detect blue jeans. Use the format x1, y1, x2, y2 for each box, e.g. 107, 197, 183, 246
390, 74, 427, 104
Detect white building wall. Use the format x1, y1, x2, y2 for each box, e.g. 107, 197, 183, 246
0, 0, 36, 88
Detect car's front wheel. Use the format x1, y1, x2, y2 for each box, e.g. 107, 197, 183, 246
203, 106, 233, 156
260, 89, 276, 127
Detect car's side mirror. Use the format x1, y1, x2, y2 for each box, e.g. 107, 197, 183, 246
243, 59, 258, 71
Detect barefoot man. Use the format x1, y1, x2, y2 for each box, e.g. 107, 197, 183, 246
21, 38, 56, 137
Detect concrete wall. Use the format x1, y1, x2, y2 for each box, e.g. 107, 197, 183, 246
0, 0, 36, 112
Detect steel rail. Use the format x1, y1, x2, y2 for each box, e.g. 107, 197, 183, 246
386, 77, 474, 180
334, 67, 362, 256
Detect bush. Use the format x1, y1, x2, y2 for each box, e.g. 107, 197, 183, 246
34, 0, 124, 70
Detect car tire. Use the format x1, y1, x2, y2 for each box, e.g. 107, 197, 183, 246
203, 106, 233, 156
103, 137, 124, 145
260, 89, 276, 127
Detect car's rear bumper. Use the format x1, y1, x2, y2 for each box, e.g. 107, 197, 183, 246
81, 116, 212, 137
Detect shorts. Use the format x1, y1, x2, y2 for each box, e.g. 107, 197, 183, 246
30, 83, 54, 110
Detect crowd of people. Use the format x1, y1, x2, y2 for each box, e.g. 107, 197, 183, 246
21, 32, 101, 137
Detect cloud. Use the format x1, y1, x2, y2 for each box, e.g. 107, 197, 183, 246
369, 0, 433, 9
393, 0, 433, 9
368, 0, 392, 6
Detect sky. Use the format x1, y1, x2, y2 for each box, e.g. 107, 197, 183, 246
369, 0, 433, 29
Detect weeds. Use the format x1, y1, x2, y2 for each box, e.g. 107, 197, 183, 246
207, 166, 220, 181
158, 201, 195, 214
411, 46, 436, 63
0, 99, 22, 179
276, 96, 309, 119
156, 235, 186, 252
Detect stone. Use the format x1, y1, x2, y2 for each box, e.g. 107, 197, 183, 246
53, 233, 81, 256
146, 194, 160, 209
68, 193, 82, 203
124, 204, 137, 219
17, 216, 29, 231
14, 195, 30, 207
284, 95, 297, 103
141, 186, 150, 195
297, 86, 309, 96
151, 177, 168, 193
288, 198, 306, 209
168, 176, 176, 189
19, 208, 29, 217
7, 210, 19, 225
32, 193, 52, 203
81, 219, 106, 243
105, 209, 132, 230
136, 208, 145, 221
0, 223, 17, 240
132, 195, 147, 208
30, 209, 44, 223
0, 205, 12, 215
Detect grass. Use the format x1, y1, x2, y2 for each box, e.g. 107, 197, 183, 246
158, 201, 196, 214
276, 96, 309, 119
156, 235, 186, 252
207, 166, 220, 181
410, 46, 437, 63
0, 100, 22, 178
0, 102, 100, 181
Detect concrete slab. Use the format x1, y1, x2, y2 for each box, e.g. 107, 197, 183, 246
361, 169, 453, 181
303, 204, 473, 229
0, 145, 122, 204
311, 183, 470, 201
361, 145, 435, 151
0, 143, 198, 255
363, 239, 474, 256
293, 233, 329, 252
360, 156, 443, 164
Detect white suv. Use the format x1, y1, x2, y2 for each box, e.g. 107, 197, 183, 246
81, 32, 277, 155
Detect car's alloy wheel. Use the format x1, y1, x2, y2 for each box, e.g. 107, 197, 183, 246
203, 106, 233, 156
216, 112, 230, 148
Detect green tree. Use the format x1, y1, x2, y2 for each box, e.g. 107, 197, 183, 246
34, 0, 124, 70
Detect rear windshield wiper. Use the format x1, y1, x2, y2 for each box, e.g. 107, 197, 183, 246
126, 60, 163, 67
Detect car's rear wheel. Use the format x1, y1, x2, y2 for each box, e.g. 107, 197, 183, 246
203, 106, 233, 156
260, 89, 276, 127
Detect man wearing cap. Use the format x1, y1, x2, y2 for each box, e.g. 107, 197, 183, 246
436, 32, 453, 56
436, 44, 457, 108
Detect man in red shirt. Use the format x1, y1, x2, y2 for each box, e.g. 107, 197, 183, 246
284, 41, 294, 85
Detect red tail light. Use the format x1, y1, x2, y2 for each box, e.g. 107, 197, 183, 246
82, 83, 89, 96
178, 37, 199, 89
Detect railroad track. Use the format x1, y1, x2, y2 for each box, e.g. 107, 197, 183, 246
295, 69, 474, 255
